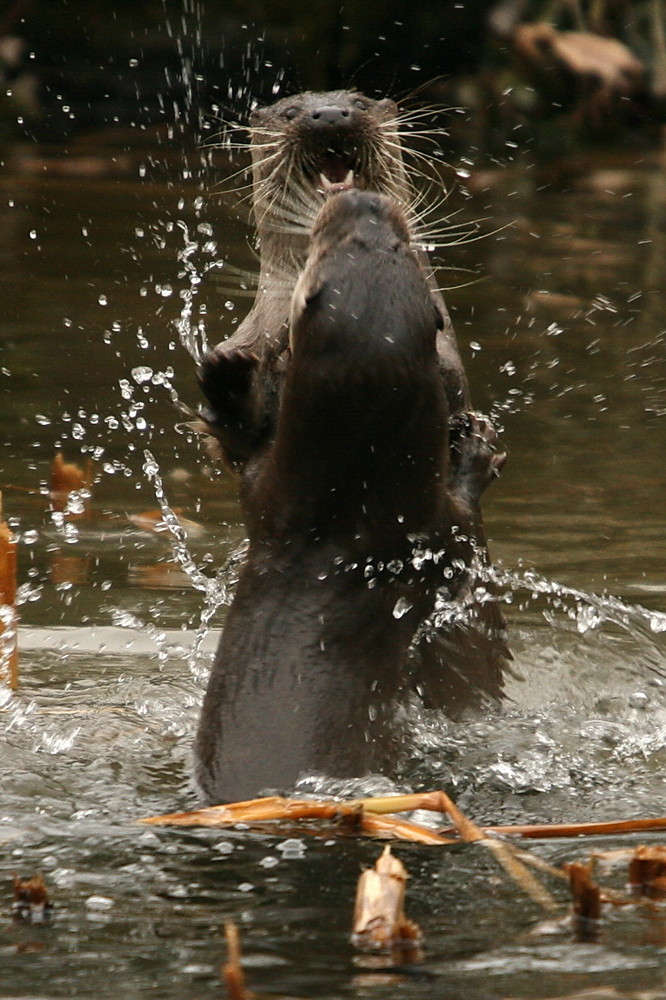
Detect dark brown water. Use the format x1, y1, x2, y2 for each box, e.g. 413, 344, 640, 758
1, 138, 666, 998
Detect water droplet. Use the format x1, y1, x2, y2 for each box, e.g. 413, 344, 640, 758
98, 294, 108, 306
628, 691, 649, 710
276, 838, 306, 859
392, 597, 412, 619
212, 840, 234, 855
650, 614, 666, 634
85, 895, 114, 911
131, 366, 154, 385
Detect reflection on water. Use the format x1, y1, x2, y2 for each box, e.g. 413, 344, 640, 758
1, 141, 666, 997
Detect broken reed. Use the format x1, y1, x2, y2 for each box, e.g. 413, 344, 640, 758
0, 492, 18, 690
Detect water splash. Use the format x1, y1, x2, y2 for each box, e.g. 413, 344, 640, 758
493, 564, 666, 659
142, 449, 228, 676
173, 216, 224, 361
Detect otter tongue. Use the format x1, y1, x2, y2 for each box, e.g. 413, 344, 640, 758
319, 168, 355, 194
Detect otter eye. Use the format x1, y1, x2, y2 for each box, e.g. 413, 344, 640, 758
353, 99, 368, 110
284, 106, 300, 120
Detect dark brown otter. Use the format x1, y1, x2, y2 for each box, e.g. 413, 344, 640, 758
198, 89, 469, 467
194, 189, 505, 804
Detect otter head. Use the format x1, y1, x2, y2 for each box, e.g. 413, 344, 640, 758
289, 190, 422, 355
310, 188, 412, 248
248, 91, 410, 242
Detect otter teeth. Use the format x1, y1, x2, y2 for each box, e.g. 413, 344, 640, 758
319, 169, 355, 193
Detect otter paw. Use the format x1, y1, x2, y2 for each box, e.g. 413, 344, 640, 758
198, 346, 259, 419
450, 411, 506, 498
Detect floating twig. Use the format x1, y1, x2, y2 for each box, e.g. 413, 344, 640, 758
452, 817, 666, 839
141, 791, 557, 910
369, 789, 559, 911
140, 796, 454, 845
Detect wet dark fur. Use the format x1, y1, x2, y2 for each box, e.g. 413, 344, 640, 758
194, 190, 505, 803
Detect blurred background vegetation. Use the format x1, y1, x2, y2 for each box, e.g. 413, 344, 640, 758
1, 0, 665, 152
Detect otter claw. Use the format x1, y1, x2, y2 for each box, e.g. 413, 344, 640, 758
199, 347, 258, 406
450, 410, 506, 499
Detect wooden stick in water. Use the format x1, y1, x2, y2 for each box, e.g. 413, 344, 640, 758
140, 796, 454, 844
141, 791, 557, 909
445, 817, 666, 839
222, 922, 249, 1000
0, 491, 18, 690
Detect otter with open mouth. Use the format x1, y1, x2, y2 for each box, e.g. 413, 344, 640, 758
194, 188, 505, 803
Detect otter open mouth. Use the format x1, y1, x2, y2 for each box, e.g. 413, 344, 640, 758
315, 152, 357, 194
319, 167, 355, 194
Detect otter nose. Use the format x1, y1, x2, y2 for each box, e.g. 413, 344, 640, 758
310, 106, 351, 127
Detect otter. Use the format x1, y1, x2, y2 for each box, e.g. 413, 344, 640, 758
198, 89, 469, 467
194, 189, 505, 804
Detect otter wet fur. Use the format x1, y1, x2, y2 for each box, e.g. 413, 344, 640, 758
194, 189, 505, 804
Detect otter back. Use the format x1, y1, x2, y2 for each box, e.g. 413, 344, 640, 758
194, 191, 486, 804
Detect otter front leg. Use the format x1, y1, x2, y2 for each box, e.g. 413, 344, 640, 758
197, 346, 263, 469
410, 411, 509, 715
448, 411, 506, 510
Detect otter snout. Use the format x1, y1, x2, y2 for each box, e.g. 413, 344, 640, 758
309, 105, 352, 127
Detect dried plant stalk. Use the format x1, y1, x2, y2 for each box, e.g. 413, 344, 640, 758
50, 453, 93, 517
141, 791, 556, 910
0, 492, 18, 690
352, 846, 422, 953
469, 817, 666, 839
140, 796, 453, 844
222, 922, 249, 1000
628, 845, 666, 898
12, 874, 52, 920
566, 861, 602, 921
